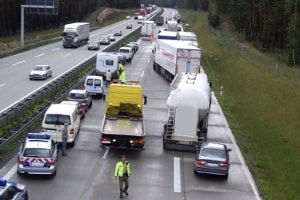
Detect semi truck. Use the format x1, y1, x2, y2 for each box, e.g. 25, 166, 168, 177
167, 21, 178, 32
157, 31, 178, 40
177, 31, 199, 47
141, 20, 155, 39
153, 39, 201, 82
100, 81, 147, 150
162, 72, 211, 151
155, 16, 164, 26
62, 22, 90, 48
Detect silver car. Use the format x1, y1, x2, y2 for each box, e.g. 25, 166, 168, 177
29, 65, 52, 80
194, 142, 231, 178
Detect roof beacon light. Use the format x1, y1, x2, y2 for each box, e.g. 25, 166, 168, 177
27, 133, 51, 139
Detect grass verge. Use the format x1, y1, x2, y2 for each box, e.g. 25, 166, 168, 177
180, 10, 300, 200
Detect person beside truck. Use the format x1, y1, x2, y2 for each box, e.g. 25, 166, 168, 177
61, 123, 68, 156
106, 69, 112, 87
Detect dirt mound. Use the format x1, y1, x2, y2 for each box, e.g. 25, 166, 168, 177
95, 8, 121, 24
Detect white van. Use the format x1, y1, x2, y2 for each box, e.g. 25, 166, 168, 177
84, 75, 104, 97
41, 103, 81, 144
119, 46, 133, 63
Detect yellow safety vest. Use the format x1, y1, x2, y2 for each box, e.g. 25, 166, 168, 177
119, 71, 126, 81
115, 161, 131, 177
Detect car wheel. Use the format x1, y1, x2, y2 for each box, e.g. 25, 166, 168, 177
89, 101, 93, 108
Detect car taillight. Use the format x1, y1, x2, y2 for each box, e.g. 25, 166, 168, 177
70, 128, 75, 134
137, 139, 145, 145
41, 127, 45, 132
196, 160, 205, 166
101, 137, 110, 142
18, 160, 26, 165
220, 163, 228, 169
47, 160, 56, 166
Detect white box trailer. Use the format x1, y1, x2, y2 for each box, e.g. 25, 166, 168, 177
62, 22, 90, 48
177, 31, 199, 47
157, 31, 178, 40
141, 20, 155, 39
167, 20, 178, 32
153, 39, 201, 82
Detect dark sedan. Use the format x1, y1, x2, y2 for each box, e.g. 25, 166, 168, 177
194, 142, 231, 178
87, 41, 100, 50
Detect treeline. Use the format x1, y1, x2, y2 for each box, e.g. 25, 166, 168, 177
0, 0, 141, 37
147, 0, 300, 66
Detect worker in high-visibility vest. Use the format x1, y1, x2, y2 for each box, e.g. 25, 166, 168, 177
119, 70, 126, 81
115, 155, 131, 198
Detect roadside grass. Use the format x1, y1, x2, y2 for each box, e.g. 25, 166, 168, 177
180, 10, 300, 200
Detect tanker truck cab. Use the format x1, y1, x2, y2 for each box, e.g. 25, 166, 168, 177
41, 103, 81, 145
100, 81, 147, 150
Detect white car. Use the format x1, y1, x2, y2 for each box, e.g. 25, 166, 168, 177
108, 34, 115, 41
29, 65, 52, 80
17, 133, 58, 175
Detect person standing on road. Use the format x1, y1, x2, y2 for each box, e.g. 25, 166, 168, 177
119, 70, 126, 82
61, 123, 68, 156
118, 61, 124, 74
115, 155, 131, 198
106, 69, 112, 87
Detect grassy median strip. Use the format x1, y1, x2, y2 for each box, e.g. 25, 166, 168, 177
180, 10, 300, 200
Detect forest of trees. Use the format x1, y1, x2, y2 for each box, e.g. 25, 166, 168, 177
0, 0, 299, 65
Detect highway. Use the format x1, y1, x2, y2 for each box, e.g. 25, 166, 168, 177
0, 8, 261, 200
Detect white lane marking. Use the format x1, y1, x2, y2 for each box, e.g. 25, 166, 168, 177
35, 53, 45, 58
140, 71, 144, 78
63, 53, 71, 58
102, 147, 110, 159
174, 157, 181, 193
2, 165, 16, 180
51, 48, 60, 51
0, 83, 5, 87
147, 57, 151, 63
12, 60, 25, 66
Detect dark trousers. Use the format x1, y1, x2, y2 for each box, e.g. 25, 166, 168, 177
118, 175, 129, 194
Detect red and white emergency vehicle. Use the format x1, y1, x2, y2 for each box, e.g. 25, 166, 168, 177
17, 133, 58, 175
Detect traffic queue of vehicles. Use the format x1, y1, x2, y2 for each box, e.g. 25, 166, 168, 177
5, 10, 232, 198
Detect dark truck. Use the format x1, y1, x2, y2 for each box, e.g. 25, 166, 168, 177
155, 16, 164, 26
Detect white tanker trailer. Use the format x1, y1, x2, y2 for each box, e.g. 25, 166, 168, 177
163, 72, 211, 151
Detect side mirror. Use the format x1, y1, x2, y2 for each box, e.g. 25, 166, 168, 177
143, 95, 147, 105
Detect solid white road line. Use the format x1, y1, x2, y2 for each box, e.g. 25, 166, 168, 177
174, 157, 181, 193
2, 165, 16, 180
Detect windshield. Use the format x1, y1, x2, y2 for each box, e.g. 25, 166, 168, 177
63, 32, 76, 37
33, 66, 44, 71
45, 114, 70, 125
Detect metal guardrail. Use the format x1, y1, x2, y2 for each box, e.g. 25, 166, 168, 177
0, 26, 142, 150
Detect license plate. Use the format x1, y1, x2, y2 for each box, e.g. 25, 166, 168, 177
31, 162, 43, 167
207, 163, 218, 167
46, 129, 56, 133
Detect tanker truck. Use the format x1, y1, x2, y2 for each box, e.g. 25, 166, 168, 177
100, 80, 147, 150
62, 22, 90, 48
162, 72, 211, 151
